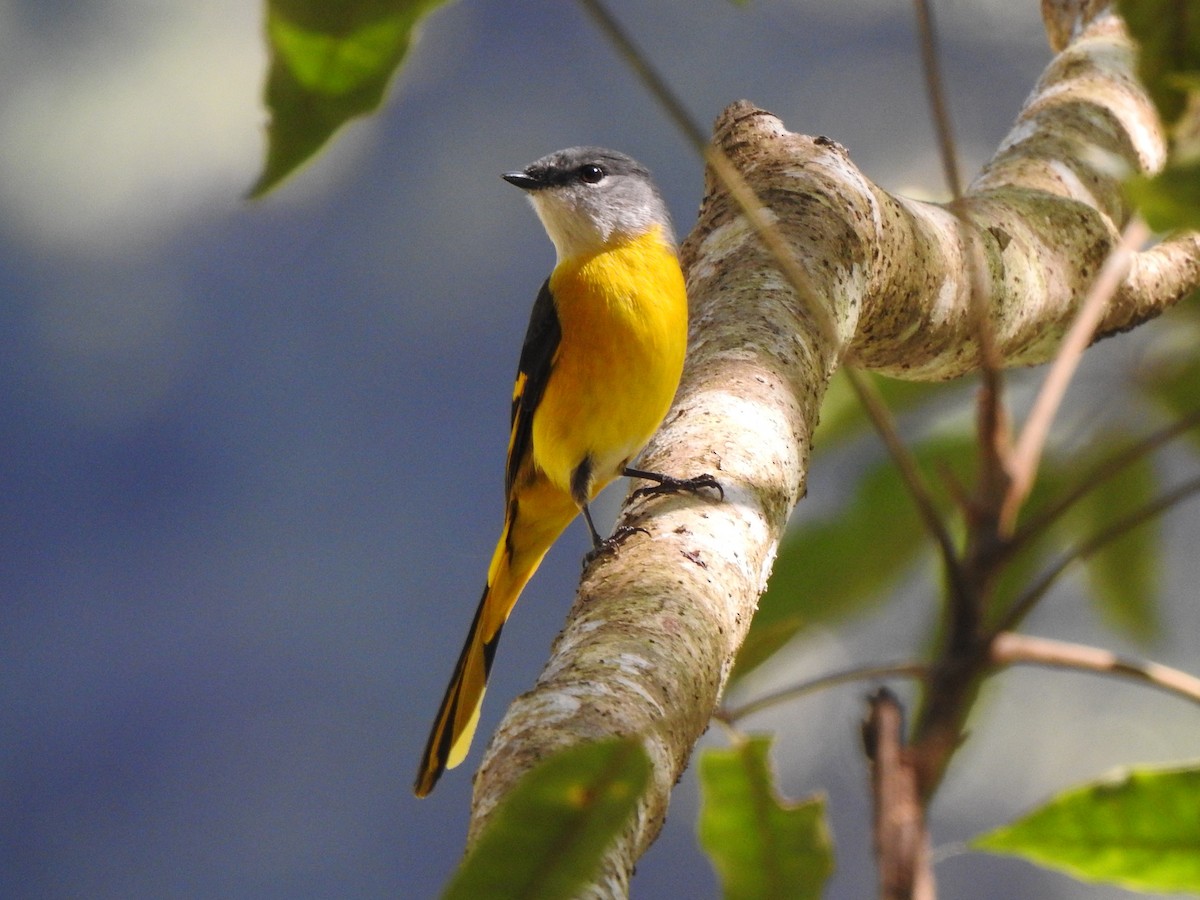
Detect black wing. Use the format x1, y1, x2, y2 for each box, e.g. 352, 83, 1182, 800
506, 278, 561, 494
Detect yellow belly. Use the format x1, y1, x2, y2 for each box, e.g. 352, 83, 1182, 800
532, 226, 688, 498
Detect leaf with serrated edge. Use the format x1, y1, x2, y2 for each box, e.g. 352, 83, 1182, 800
698, 736, 833, 900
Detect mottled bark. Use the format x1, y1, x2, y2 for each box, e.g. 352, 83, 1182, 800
466, 5, 1198, 895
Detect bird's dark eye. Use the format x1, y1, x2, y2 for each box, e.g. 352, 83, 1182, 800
578, 164, 605, 184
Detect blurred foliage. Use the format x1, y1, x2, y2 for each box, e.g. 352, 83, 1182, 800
738, 343, 1200, 678
697, 736, 833, 900
732, 425, 974, 683
251, 3, 1200, 895
974, 763, 1200, 893
813, 369, 964, 450
1120, 0, 1200, 126
1126, 162, 1200, 231
442, 738, 649, 900
253, 0, 448, 196
1136, 299, 1200, 447
1120, 0, 1200, 230
1057, 444, 1160, 641
990, 438, 1164, 642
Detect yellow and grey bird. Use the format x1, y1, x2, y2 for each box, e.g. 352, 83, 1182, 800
413, 147, 719, 797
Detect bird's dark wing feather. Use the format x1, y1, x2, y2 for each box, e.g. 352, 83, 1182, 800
506, 278, 561, 494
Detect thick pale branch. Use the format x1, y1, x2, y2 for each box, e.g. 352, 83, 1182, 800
856, 14, 1181, 378
466, 8, 1196, 896
1106, 231, 1200, 336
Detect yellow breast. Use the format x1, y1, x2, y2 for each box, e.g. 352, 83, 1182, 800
531, 225, 688, 496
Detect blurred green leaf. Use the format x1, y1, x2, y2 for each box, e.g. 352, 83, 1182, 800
1002, 440, 1162, 640
1126, 164, 1200, 232
1140, 348, 1200, 450
1120, 2, 1200, 228
442, 737, 649, 900
974, 763, 1200, 893
814, 369, 960, 451
1062, 446, 1160, 642
1119, 0, 1200, 125
698, 736, 833, 900
253, 0, 448, 197
733, 434, 974, 681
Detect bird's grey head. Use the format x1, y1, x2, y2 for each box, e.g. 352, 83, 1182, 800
502, 147, 674, 261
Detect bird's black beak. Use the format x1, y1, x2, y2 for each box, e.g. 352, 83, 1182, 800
502, 171, 541, 190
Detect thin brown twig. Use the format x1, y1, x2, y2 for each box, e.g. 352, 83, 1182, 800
577, 0, 707, 151
844, 369, 969, 604
997, 472, 1200, 632
854, 0, 989, 648
912, 0, 1007, 509
912, 0, 1008, 594
912, 0, 963, 200
863, 688, 936, 900
1009, 406, 1200, 553
991, 631, 1200, 705
577, 0, 840, 348
718, 660, 929, 723
1001, 217, 1153, 532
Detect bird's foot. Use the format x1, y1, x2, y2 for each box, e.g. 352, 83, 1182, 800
582, 525, 650, 569
629, 472, 724, 502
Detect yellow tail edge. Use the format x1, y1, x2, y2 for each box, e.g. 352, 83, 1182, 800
413, 490, 577, 796
413, 580, 499, 797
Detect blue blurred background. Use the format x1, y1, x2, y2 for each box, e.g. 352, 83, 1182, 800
3, 2, 1198, 898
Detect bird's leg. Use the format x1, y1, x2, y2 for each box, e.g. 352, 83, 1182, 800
623, 466, 724, 502
582, 511, 650, 568
580, 502, 605, 550
575, 457, 645, 565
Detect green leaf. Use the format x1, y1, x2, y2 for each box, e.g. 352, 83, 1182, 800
1004, 439, 1161, 640
1140, 343, 1200, 448
1119, 0, 1200, 125
974, 763, 1200, 893
1061, 446, 1160, 642
253, 0, 449, 196
1121, 2, 1200, 226
733, 433, 974, 681
442, 737, 650, 900
698, 736, 834, 900
1126, 164, 1200, 232
814, 369, 960, 451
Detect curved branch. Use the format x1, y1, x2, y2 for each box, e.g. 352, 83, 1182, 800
466, 7, 1196, 894
991, 632, 1200, 705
